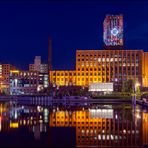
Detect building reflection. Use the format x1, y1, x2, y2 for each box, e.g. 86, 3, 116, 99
0, 102, 48, 135
49, 106, 146, 147
0, 102, 147, 147
142, 111, 148, 145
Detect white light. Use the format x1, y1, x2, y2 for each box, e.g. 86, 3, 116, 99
123, 129, 126, 134
107, 135, 109, 140
111, 135, 114, 140
44, 108, 49, 116
98, 135, 101, 140
37, 106, 42, 112
136, 113, 141, 119
115, 114, 118, 119
37, 86, 41, 92
14, 110, 18, 119
111, 28, 119, 36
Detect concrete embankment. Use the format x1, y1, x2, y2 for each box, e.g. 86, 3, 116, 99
0, 95, 132, 105
15, 96, 131, 106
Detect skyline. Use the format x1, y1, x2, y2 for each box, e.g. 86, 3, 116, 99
0, 1, 148, 70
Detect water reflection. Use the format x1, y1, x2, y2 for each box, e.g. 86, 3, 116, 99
0, 101, 147, 147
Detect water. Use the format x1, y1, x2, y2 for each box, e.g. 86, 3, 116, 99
0, 101, 147, 148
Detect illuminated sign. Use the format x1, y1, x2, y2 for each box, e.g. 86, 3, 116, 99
103, 15, 123, 46
89, 83, 113, 92
111, 28, 119, 36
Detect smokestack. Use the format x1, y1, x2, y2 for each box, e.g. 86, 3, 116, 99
48, 37, 52, 71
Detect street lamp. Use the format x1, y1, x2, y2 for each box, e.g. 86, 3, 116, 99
133, 82, 140, 106
134, 82, 140, 94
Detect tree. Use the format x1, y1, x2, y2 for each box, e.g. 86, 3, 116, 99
122, 79, 135, 94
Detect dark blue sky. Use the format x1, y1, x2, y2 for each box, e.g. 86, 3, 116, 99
0, 0, 148, 70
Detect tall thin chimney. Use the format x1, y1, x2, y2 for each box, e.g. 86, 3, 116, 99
48, 37, 52, 71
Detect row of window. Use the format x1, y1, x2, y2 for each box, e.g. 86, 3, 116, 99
53, 72, 139, 77
77, 67, 139, 71
77, 58, 139, 62
77, 53, 140, 58
53, 73, 76, 76
77, 63, 139, 67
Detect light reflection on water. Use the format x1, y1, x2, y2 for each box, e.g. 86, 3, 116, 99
0, 101, 147, 148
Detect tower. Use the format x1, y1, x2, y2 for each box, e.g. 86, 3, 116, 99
48, 37, 52, 71
34, 56, 41, 72
103, 14, 123, 48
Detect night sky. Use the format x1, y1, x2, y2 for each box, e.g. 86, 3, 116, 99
0, 0, 148, 70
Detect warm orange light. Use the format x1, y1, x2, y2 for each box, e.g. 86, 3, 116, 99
10, 122, 19, 128
0, 116, 1, 131
10, 70, 19, 73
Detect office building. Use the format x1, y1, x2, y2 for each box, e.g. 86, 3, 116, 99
9, 70, 49, 95
10, 70, 39, 95
76, 49, 146, 91
50, 49, 148, 91
50, 70, 76, 86
29, 56, 48, 73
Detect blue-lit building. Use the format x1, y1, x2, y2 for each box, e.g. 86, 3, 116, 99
9, 70, 49, 95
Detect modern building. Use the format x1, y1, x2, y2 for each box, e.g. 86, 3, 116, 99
10, 70, 39, 95
29, 56, 48, 73
9, 70, 49, 95
103, 14, 123, 47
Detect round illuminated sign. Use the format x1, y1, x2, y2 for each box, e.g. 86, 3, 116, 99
111, 28, 119, 36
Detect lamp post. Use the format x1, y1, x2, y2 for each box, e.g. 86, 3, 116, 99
134, 82, 140, 94
133, 82, 140, 106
